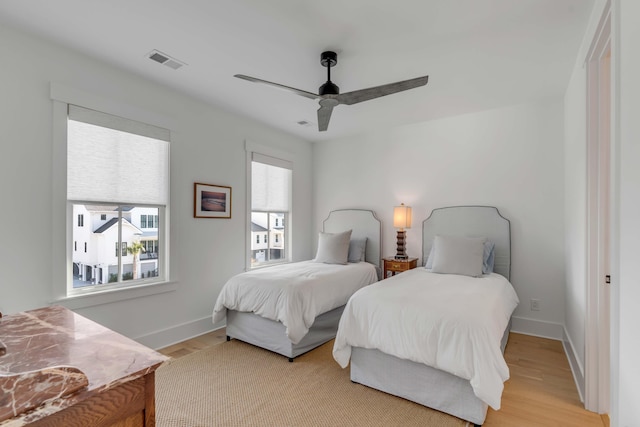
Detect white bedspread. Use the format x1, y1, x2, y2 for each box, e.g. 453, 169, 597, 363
213, 261, 378, 344
332, 268, 519, 410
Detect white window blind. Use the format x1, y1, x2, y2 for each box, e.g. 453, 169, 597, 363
67, 105, 169, 205
251, 153, 292, 212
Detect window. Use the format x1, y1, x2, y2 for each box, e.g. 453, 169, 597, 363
67, 105, 169, 292
140, 214, 158, 228
249, 152, 292, 268
84, 242, 87, 253
74, 241, 77, 251
256, 235, 260, 244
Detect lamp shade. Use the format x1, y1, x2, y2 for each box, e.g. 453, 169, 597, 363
393, 203, 412, 229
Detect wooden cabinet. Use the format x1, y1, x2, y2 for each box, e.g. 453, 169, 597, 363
0, 306, 168, 426
382, 257, 418, 278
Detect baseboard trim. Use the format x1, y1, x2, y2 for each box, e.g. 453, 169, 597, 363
563, 327, 586, 403
510, 316, 564, 340
134, 315, 224, 350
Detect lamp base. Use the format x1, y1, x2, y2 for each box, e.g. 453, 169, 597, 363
395, 230, 408, 260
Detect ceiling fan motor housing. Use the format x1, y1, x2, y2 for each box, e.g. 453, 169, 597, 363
319, 81, 339, 96
319, 51, 339, 95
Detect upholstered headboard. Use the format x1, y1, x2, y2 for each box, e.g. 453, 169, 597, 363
422, 206, 511, 280
323, 209, 382, 272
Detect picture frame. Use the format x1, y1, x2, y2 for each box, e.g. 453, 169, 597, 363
194, 183, 232, 218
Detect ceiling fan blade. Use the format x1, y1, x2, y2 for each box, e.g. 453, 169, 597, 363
317, 104, 334, 132
234, 74, 319, 101
336, 75, 429, 105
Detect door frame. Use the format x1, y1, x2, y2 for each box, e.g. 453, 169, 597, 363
585, 0, 612, 414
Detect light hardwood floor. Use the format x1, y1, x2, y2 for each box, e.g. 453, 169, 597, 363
158, 330, 608, 427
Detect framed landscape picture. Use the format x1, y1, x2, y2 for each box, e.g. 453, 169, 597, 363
194, 183, 232, 218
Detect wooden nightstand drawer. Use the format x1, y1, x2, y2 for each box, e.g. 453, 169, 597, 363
389, 261, 409, 271
382, 257, 418, 279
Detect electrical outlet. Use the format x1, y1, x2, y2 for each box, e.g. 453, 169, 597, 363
530, 299, 540, 311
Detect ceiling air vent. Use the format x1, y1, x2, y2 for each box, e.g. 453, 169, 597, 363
147, 50, 186, 70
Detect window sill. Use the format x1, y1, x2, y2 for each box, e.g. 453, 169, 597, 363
51, 280, 178, 310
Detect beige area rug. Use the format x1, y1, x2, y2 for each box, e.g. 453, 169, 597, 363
156, 339, 468, 427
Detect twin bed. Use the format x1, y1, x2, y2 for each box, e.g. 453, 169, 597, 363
212, 206, 518, 426
213, 209, 381, 361
335, 206, 518, 425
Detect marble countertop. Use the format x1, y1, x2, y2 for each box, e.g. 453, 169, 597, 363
0, 305, 168, 426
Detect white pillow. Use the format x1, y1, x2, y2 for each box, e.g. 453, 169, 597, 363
426, 239, 496, 274
431, 235, 485, 277
348, 238, 368, 263
314, 230, 352, 264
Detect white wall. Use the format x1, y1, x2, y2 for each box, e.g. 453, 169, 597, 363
313, 99, 566, 333
0, 24, 313, 348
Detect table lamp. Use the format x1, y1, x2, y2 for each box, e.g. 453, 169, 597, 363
393, 203, 412, 259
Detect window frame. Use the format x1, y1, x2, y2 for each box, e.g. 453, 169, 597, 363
50, 83, 176, 309
245, 141, 293, 270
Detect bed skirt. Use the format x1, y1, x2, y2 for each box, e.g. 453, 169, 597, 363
350, 319, 512, 426
226, 305, 345, 360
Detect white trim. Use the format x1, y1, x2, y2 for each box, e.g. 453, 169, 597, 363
509, 316, 564, 340
52, 281, 178, 310
52, 100, 69, 301
244, 140, 295, 163
564, 327, 586, 403
50, 82, 176, 131
244, 140, 295, 270
50, 83, 173, 307
609, 1, 620, 423
134, 316, 223, 350
585, 1, 612, 413
245, 149, 253, 271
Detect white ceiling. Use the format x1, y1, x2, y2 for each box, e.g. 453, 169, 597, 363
0, 0, 594, 142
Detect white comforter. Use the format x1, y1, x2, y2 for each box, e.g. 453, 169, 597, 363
213, 261, 378, 344
333, 268, 519, 410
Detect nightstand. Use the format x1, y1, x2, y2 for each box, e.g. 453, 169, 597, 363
382, 257, 418, 279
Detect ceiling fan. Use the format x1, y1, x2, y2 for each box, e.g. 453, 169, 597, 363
235, 51, 429, 132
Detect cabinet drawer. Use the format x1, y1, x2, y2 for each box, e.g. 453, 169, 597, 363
389, 262, 408, 271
